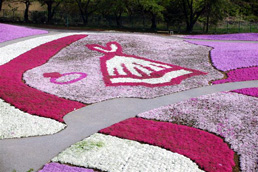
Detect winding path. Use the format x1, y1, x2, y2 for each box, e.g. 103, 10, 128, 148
0, 29, 257, 172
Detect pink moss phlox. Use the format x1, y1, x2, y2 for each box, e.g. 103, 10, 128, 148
212, 67, 258, 97
213, 67, 258, 84
138, 92, 258, 171
23, 34, 223, 104
0, 23, 48, 43
39, 163, 94, 172
43, 72, 62, 78
187, 41, 258, 71
86, 41, 207, 87
231, 88, 258, 97
49, 72, 87, 85
185, 33, 258, 41
100, 117, 235, 172
0, 35, 87, 122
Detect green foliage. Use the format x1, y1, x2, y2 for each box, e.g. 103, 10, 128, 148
30, 11, 47, 23
72, 140, 105, 154
12, 168, 34, 172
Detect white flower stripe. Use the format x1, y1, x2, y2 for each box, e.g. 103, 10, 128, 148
52, 133, 204, 172
111, 69, 192, 84
0, 98, 66, 139
0, 33, 91, 66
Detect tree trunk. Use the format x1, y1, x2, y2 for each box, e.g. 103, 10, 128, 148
151, 13, 157, 30
115, 12, 122, 28
0, 0, 2, 11
46, 2, 53, 23
186, 21, 194, 33
24, 1, 30, 22
205, 7, 210, 33
206, 15, 209, 33
82, 14, 88, 25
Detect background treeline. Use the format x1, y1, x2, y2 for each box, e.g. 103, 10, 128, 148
0, 0, 258, 33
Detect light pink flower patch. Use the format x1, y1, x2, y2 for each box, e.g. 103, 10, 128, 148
0, 35, 87, 122
24, 34, 222, 103
185, 33, 258, 41
100, 117, 235, 172
86, 42, 207, 87
187, 40, 258, 71
0, 23, 48, 43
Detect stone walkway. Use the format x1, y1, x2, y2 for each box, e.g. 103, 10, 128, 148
0, 30, 257, 172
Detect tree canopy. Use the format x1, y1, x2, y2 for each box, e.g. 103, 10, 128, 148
2, 0, 258, 32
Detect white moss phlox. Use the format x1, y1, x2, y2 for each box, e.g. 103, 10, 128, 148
0, 99, 66, 139
52, 133, 203, 172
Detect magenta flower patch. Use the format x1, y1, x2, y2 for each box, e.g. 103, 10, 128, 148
86, 42, 207, 87
185, 33, 258, 41
231, 87, 258, 97
213, 67, 258, 84
0, 23, 48, 43
45, 72, 87, 85
212, 67, 258, 97
39, 163, 94, 172
138, 91, 258, 171
0, 35, 87, 122
187, 40, 258, 71
100, 117, 235, 172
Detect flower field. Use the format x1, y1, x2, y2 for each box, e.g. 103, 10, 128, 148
0, 24, 257, 172
138, 91, 258, 171
185, 33, 258, 41
23, 33, 223, 104
47, 89, 257, 172
0, 23, 48, 43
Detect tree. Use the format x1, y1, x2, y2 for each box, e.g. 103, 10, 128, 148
231, 0, 258, 21
203, 0, 229, 33
136, 0, 168, 30
99, 0, 128, 27
23, 0, 34, 22
4, 0, 32, 22
38, 0, 62, 23
180, 0, 207, 33
74, 0, 101, 25
163, 0, 184, 30
0, 0, 3, 11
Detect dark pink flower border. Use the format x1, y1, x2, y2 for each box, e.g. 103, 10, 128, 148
100, 117, 235, 172
0, 35, 87, 122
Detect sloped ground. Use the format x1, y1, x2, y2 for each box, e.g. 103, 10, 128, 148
0, 25, 257, 172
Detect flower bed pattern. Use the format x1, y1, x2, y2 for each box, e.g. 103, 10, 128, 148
231, 87, 258, 97
23, 34, 222, 104
100, 118, 235, 172
0, 23, 48, 43
0, 35, 87, 122
187, 40, 258, 71
138, 91, 258, 172
185, 33, 258, 41
39, 163, 94, 172
212, 67, 258, 84
0, 33, 80, 66
52, 133, 204, 172
212, 67, 258, 97
0, 98, 65, 139
86, 41, 206, 87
